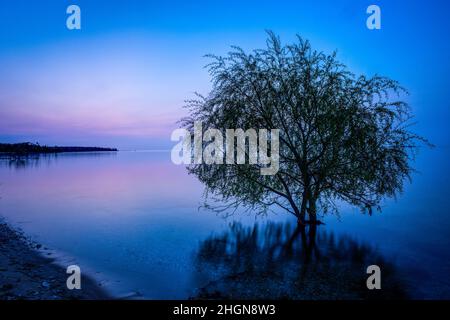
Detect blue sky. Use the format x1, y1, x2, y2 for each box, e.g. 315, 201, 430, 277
0, 0, 449, 149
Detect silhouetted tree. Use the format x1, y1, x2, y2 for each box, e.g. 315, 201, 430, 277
182, 32, 429, 224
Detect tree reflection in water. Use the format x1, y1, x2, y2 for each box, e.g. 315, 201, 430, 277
193, 222, 408, 299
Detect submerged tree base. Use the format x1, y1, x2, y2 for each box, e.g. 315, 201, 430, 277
299, 219, 325, 226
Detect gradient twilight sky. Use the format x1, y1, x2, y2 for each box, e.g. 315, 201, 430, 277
0, 0, 449, 149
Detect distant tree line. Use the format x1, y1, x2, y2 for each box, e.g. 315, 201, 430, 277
0, 142, 117, 156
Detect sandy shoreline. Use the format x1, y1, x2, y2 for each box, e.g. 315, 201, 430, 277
0, 221, 111, 300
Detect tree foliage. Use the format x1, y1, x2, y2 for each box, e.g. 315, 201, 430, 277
182, 32, 429, 224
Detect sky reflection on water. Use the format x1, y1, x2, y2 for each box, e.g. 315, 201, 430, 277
0, 149, 449, 299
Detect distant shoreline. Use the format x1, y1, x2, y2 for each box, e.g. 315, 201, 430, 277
0, 142, 118, 156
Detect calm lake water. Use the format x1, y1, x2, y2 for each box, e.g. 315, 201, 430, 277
0, 149, 449, 299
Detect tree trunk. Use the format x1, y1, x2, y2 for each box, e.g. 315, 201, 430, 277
299, 192, 307, 225
289, 202, 305, 226
297, 208, 306, 226
308, 199, 317, 224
